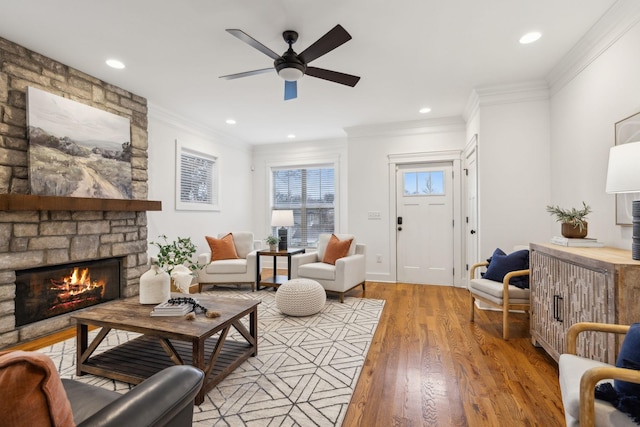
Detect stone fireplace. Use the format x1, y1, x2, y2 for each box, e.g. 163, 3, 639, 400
0, 36, 160, 347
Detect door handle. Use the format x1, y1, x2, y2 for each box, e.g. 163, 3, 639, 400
470, 230, 476, 235
557, 295, 563, 323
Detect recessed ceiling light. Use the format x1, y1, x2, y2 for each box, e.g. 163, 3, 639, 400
419, 107, 431, 114
287, 134, 296, 139
519, 32, 542, 44
225, 119, 236, 125
105, 59, 125, 69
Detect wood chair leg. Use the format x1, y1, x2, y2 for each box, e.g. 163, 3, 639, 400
470, 293, 475, 322
502, 306, 509, 340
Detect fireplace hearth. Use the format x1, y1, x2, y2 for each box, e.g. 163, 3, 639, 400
15, 258, 121, 327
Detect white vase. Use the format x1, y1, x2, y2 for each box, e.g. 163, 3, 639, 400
139, 265, 171, 304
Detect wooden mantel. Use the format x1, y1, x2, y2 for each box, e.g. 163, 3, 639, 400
0, 194, 162, 212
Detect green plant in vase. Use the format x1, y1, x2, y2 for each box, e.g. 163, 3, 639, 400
546, 202, 592, 238
266, 235, 280, 251
151, 235, 202, 275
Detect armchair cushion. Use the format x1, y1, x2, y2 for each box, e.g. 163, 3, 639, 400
298, 261, 337, 281
206, 233, 239, 261
469, 277, 530, 304
0, 350, 74, 427
483, 248, 530, 289
202, 258, 248, 275
322, 234, 353, 265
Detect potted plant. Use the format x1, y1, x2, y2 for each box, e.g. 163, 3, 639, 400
266, 235, 280, 251
546, 202, 592, 238
151, 235, 202, 275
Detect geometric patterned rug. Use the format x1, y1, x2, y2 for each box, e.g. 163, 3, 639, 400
37, 287, 385, 427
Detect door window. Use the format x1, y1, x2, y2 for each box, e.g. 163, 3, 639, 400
403, 171, 445, 196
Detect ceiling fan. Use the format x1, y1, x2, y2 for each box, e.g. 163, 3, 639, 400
220, 24, 360, 100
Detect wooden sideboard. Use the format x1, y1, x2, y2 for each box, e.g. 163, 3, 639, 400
529, 243, 640, 364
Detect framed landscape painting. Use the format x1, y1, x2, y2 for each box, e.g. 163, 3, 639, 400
26, 87, 132, 199
614, 111, 640, 225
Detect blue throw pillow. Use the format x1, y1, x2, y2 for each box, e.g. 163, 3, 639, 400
595, 322, 640, 423
615, 323, 640, 396
482, 248, 530, 289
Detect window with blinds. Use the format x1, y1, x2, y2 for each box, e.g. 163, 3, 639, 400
272, 166, 334, 248
176, 141, 218, 210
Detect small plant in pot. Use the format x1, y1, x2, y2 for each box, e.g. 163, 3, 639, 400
266, 235, 280, 251
546, 202, 592, 238
151, 235, 202, 276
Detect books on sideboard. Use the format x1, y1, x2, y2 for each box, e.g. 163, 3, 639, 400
550, 236, 604, 247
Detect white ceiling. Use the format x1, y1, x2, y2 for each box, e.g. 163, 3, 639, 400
0, 0, 618, 145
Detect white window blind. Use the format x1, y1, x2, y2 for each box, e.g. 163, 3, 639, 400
272, 166, 334, 248
176, 141, 218, 210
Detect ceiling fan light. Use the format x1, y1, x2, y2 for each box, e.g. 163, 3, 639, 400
278, 67, 304, 81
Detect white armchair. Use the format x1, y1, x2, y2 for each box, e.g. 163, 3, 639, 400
291, 233, 366, 303
197, 232, 261, 292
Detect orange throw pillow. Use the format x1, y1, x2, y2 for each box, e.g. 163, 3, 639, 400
0, 350, 75, 427
322, 234, 353, 265
206, 233, 239, 261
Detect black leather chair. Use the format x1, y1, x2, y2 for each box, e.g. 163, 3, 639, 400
62, 365, 204, 427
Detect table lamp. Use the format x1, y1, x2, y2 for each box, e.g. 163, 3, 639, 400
271, 210, 294, 251
605, 140, 640, 260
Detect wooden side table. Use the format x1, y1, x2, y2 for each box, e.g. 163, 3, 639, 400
256, 248, 305, 290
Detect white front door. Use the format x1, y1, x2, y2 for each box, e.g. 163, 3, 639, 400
396, 163, 454, 285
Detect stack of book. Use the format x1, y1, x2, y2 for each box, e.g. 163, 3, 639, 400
150, 301, 192, 317
550, 236, 604, 247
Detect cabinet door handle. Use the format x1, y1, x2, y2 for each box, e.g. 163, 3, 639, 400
553, 295, 558, 321
557, 295, 563, 323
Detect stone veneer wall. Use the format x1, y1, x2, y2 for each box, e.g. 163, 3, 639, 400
0, 37, 151, 347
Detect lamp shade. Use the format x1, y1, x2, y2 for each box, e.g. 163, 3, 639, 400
278, 67, 304, 81
606, 141, 640, 193
271, 210, 294, 227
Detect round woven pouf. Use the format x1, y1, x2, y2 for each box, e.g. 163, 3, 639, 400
276, 278, 326, 316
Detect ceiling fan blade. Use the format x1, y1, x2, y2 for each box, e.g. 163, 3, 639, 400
298, 24, 352, 64
226, 29, 280, 60
219, 68, 274, 80
305, 67, 360, 87
284, 80, 297, 100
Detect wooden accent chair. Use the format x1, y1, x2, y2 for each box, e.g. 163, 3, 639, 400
469, 247, 530, 340
559, 322, 640, 427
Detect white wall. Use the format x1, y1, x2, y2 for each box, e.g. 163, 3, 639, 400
474, 89, 552, 258
146, 106, 254, 258
347, 120, 466, 283
549, 20, 640, 249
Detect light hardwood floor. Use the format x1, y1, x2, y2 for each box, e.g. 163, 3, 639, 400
9, 282, 565, 426
343, 283, 564, 427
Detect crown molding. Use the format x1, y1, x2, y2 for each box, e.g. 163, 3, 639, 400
148, 103, 251, 152
344, 116, 466, 139
472, 81, 550, 106
547, 0, 640, 94
463, 90, 480, 123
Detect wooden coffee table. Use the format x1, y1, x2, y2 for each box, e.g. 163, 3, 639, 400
72, 293, 259, 405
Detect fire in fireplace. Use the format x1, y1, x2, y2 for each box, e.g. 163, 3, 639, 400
15, 258, 121, 327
